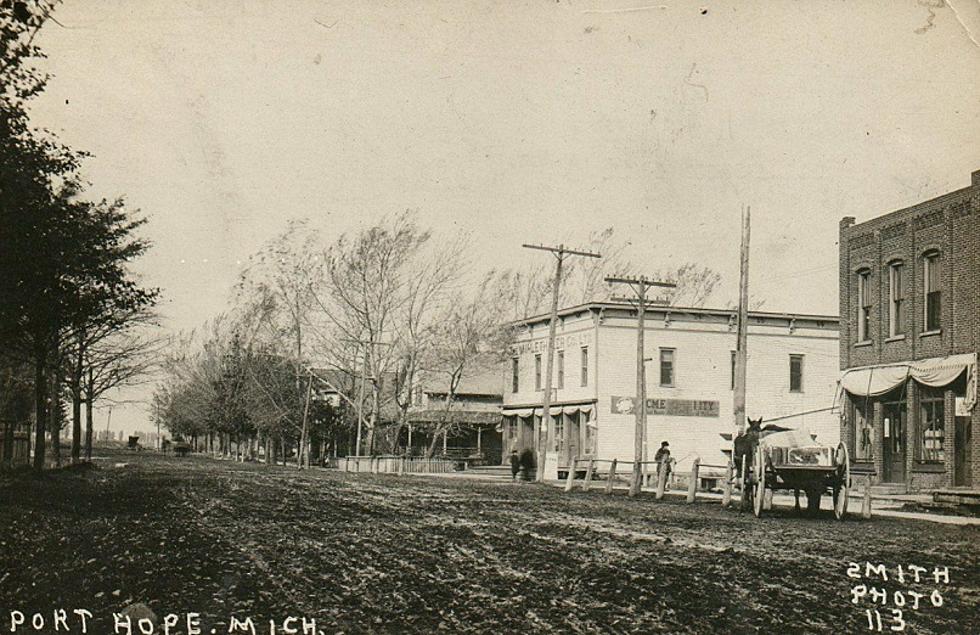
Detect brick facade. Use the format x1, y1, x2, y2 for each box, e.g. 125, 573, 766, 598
839, 169, 980, 491
502, 302, 840, 476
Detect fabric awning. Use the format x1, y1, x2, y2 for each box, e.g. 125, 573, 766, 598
502, 408, 535, 418
840, 353, 976, 412
561, 404, 594, 415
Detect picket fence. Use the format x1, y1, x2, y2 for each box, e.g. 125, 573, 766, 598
335, 455, 458, 474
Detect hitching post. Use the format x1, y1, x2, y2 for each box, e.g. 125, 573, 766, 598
605, 458, 617, 494
687, 457, 700, 503
722, 460, 733, 507
655, 463, 668, 499
564, 455, 577, 492
582, 458, 595, 491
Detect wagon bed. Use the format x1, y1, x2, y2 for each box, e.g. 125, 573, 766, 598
741, 429, 851, 520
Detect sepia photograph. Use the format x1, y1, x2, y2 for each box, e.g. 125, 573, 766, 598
1, 1, 978, 633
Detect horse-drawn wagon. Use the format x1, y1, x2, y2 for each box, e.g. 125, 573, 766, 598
736, 420, 851, 520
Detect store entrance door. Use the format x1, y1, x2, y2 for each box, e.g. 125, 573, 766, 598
882, 401, 907, 484
954, 416, 972, 487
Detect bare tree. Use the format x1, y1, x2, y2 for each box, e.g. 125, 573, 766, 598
419, 271, 507, 456
653, 263, 722, 307
234, 219, 323, 467
81, 325, 164, 460
314, 211, 438, 454
387, 232, 467, 452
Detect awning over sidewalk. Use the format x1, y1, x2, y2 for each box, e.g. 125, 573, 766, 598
501, 400, 596, 419
840, 353, 976, 412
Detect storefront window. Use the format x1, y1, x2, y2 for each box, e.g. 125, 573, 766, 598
583, 411, 596, 455
553, 416, 564, 453
854, 401, 873, 460
919, 394, 945, 462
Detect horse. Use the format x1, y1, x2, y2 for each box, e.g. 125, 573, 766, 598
733, 417, 796, 511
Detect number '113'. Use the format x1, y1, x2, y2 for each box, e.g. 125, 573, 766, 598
866, 609, 906, 631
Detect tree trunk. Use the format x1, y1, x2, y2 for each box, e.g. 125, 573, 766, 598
50, 369, 61, 467
2, 420, 14, 469
33, 345, 48, 472
84, 388, 94, 462
71, 335, 84, 463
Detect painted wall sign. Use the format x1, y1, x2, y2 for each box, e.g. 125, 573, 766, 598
610, 395, 720, 417
510, 331, 591, 356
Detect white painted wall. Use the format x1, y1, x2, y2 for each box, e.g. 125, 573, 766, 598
505, 306, 840, 475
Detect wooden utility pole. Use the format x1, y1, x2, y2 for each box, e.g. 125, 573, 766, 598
522, 243, 601, 482
733, 206, 751, 437
606, 276, 676, 497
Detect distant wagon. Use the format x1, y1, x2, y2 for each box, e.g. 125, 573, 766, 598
736, 421, 851, 520
173, 441, 191, 457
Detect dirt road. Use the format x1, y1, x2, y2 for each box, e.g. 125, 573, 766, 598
0, 452, 975, 634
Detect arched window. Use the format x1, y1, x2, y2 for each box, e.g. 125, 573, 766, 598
856, 269, 872, 342
923, 251, 941, 332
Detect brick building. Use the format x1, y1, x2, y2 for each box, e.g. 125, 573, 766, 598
501, 301, 840, 476
838, 170, 979, 491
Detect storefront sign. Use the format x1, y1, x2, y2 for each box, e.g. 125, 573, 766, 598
510, 331, 591, 356
610, 396, 720, 417
955, 397, 968, 417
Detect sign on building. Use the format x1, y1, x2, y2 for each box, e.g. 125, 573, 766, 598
610, 396, 720, 417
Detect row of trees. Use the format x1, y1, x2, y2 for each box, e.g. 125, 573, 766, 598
0, 1, 160, 470
152, 212, 722, 465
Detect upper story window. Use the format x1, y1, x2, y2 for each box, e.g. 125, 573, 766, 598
857, 270, 872, 342
511, 357, 519, 393
730, 350, 736, 390
888, 262, 905, 337
557, 350, 564, 389
659, 348, 675, 387
580, 346, 589, 387
789, 354, 804, 392
534, 353, 542, 391
923, 252, 941, 332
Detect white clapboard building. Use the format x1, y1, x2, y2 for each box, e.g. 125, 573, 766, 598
500, 301, 840, 476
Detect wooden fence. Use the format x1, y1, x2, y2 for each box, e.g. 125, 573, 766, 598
562, 455, 874, 517
562, 455, 736, 505
334, 455, 458, 474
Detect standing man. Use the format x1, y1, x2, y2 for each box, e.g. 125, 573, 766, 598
655, 441, 672, 480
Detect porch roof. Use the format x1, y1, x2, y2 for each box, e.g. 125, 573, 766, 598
406, 409, 501, 427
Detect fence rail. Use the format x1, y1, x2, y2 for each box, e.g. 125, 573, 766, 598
563, 455, 737, 505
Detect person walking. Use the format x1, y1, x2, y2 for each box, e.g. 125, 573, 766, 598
519, 448, 535, 481
508, 449, 520, 481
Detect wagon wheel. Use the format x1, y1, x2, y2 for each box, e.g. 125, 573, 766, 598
753, 445, 766, 518
833, 442, 850, 521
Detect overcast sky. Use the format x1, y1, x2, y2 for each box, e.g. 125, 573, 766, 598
28, 0, 979, 432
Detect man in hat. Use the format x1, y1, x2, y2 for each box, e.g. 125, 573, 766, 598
654, 441, 672, 481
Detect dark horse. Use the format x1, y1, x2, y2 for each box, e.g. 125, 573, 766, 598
733, 417, 791, 472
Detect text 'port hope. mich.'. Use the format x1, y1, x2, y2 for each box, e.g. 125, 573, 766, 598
4, 611, 324, 635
